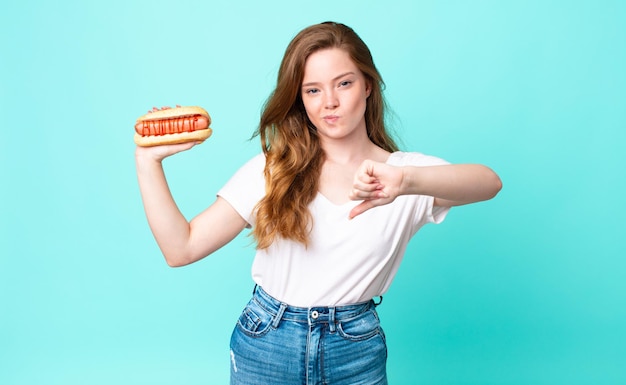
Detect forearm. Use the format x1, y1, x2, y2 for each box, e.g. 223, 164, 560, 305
400, 164, 502, 205
136, 154, 193, 264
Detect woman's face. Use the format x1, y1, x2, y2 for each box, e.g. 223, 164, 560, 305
300, 48, 371, 144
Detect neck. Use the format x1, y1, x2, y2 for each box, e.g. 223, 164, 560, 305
321, 134, 390, 165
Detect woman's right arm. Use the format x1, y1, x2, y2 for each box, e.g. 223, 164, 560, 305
136, 143, 248, 267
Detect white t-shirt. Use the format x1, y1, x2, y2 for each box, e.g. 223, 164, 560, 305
218, 151, 450, 307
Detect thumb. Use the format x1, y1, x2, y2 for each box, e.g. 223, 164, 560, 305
349, 200, 375, 220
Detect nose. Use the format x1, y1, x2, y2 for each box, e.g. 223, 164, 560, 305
324, 90, 338, 109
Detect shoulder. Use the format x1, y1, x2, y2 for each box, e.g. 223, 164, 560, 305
243, 152, 266, 168
220, 152, 266, 189
231, 152, 266, 176
386, 151, 450, 167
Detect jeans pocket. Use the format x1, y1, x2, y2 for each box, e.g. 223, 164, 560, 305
337, 308, 382, 342
235, 299, 274, 338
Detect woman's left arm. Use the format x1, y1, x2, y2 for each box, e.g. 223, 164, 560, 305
349, 161, 502, 219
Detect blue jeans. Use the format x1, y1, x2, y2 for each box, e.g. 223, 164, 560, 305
230, 286, 388, 385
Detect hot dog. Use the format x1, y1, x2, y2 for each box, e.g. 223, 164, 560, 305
134, 106, 212, 146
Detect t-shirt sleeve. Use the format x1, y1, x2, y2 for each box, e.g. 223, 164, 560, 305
217, 153, 266, 227
426, 197, 450, 224
391, 152, 451, 227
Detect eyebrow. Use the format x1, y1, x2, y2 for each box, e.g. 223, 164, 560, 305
302, 72, 355, 87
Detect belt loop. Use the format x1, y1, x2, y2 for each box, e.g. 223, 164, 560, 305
252, 284, 258, 295
328, 307, 336, 333
272, 303, 287, 329
373, 296, 383, 307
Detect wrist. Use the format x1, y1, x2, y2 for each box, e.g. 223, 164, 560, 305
399, 166, 422, 196
135, 146, 165, 166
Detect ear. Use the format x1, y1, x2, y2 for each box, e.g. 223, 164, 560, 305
365, 80, 372, 98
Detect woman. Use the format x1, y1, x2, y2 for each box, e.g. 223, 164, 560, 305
136, 22, 502, 384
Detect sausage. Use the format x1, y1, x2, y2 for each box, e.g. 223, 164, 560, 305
134, 115, 210, 136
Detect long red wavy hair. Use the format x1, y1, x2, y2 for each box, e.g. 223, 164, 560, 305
252, 22, 398, 249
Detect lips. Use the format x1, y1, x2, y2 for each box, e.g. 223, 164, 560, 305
323, 115, 339, 124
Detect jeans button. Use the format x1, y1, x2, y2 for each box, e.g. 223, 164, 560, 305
311, 310, 319, 319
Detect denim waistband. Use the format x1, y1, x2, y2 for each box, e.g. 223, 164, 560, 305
252, 286, 375, 329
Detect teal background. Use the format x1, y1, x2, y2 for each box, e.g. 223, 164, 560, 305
1, 0, 624, 384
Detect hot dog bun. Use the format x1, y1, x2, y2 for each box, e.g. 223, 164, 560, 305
134, 106, 213, 147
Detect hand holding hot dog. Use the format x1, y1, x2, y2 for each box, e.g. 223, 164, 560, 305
135, 140, 199, 163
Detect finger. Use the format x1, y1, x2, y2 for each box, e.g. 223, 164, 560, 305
350, 181, 381, 196
349, 200, 375, 219
172, 141, 200, 151
357, 172, 378, 184
160, 142, 198, 158
149, 105, 177, 113
349, 187, 388, 201
353, 172, 382, 192
355, 166, 378, 183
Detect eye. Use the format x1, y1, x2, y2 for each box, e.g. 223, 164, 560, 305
339, 80, 352, 87
304, 88, 320, 95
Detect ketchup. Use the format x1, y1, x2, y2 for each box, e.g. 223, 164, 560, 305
140, 115, 200, 136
